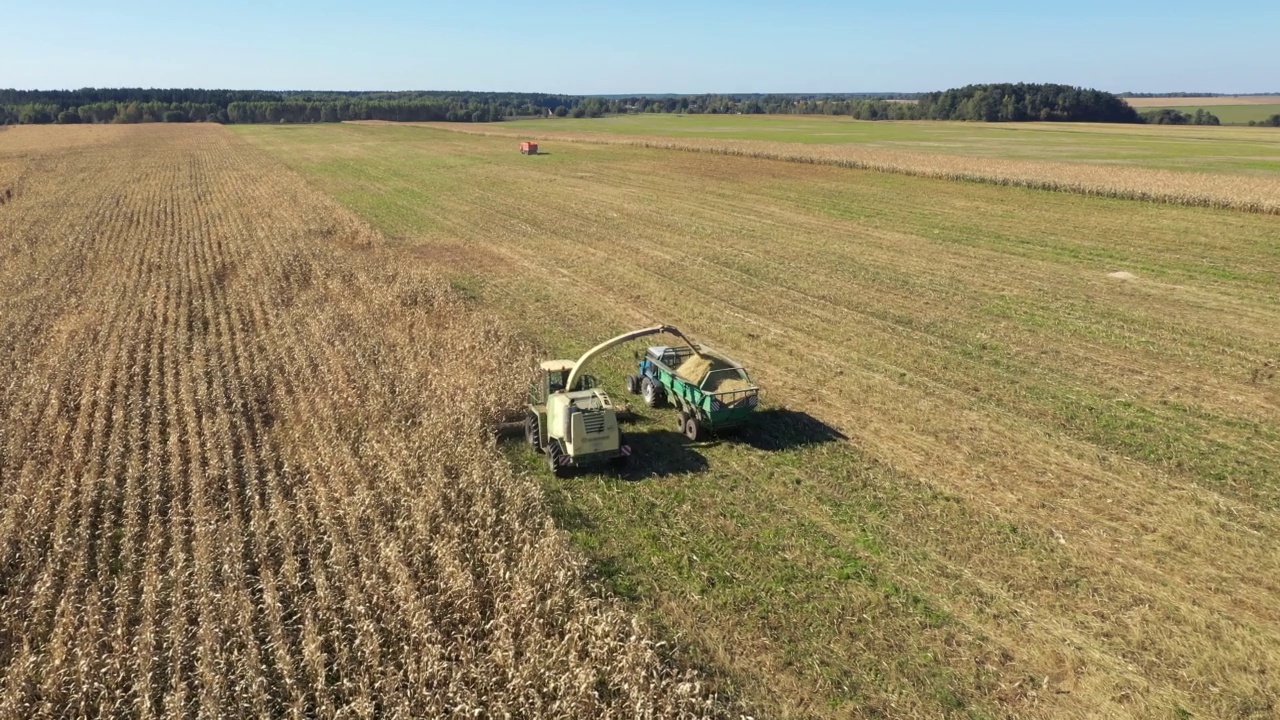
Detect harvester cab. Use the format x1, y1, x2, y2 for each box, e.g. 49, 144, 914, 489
525, 325, 700, 476
533, 360, 597, 398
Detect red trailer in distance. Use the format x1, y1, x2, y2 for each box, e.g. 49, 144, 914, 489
520, 141, 538, 155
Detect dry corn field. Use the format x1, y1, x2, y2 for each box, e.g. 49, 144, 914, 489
0, 125, 731, 718
238, 122, 1280, 719
416, 122, 1280, 214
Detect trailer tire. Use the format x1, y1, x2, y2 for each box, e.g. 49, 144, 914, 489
641, 377, 665, 408
683, 416, 702, 442
546, 439, 567, 477
675, 410, 687, 432
525, 413, 542, 453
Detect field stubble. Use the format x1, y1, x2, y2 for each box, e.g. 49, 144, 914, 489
240, 122, 1280, 719
0, 125, 731, 717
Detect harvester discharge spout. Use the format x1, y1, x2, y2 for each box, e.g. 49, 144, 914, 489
564, 325, 700, 393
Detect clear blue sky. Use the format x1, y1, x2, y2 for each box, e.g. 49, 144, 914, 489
4, 1, 1276, 94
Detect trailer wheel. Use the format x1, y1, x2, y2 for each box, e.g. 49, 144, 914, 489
683, 416, 702, 442
546, 439, 567, 477
626, 375, 640, 395
675, 410, 687, 432
641, 377, 665, 408
525, 413, 542, 453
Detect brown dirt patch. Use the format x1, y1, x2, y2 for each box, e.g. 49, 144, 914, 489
403, 240, 510, 274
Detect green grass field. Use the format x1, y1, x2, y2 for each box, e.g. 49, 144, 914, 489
237, 122, 1280, 719
497, 113, 1280, 174
1139, 104, 1280, 125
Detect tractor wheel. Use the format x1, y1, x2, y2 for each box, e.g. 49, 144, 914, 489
525, 413, 542, 453
641, 377, 665, 408
546, 439, 567, 477
626, 375, 641, 395
683, 416, 702, 442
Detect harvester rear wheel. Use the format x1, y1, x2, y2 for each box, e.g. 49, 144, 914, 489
683, 416, 702, 442
525, 413, 542, 453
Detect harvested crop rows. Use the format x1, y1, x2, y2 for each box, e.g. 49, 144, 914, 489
241, 122, 1280, 719
483, 114, 1280, 175
0, 125, 727, 718
417, 122, 1280, 214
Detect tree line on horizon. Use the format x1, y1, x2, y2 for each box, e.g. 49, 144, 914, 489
0, 85, 1269, 127
1119, 91, 1279, 98
1139, 108, 1221, 126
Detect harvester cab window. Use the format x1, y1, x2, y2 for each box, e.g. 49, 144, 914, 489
547, 370, 568, 394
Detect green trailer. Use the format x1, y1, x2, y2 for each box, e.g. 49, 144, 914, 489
627, 345, 759, 440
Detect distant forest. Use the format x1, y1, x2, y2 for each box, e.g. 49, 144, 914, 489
0, 84, 1248, 126
890, 84, 1141, 123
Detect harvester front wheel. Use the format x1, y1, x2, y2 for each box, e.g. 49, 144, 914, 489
525, 413, 542, 453
546, 439, 567, 477
683, 416, 702, 442
641, 377, 665, 408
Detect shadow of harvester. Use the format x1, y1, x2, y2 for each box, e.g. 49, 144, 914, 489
498, 415, 707, 480
615, 429, 708, 481
498, 408, 839, 479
